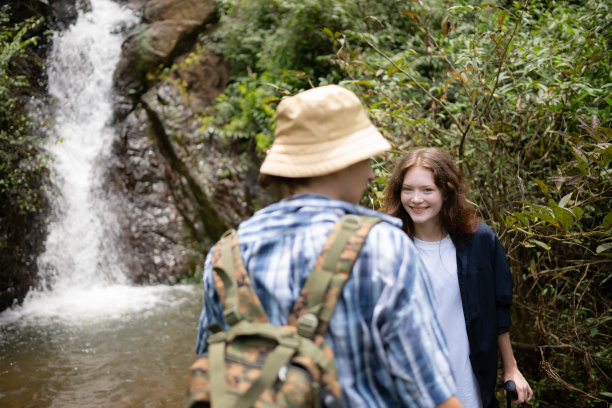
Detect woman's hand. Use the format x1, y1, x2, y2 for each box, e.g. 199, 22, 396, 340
504, 368, 533, 404
498, 332, 533, 404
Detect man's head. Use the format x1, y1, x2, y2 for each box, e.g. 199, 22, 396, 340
259, 85, 391, 201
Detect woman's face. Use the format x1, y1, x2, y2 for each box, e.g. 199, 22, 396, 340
400, 166, 444, 231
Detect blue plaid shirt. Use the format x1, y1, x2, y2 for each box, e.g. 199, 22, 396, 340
196, 194, 456, 407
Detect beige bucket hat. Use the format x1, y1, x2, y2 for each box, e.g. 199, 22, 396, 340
259, 84, 391, 178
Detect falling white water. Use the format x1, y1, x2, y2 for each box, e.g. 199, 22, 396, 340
39, 0, 136, 291
0, 1, 198, 326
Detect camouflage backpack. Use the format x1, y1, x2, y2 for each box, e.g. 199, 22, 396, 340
185, 214, 381, 408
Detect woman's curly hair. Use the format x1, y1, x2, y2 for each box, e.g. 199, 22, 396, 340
382, 147, 479, 238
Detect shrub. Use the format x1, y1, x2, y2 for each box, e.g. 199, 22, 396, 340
0, 5, 47, 215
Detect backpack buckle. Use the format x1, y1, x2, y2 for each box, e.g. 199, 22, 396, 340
297, 312, 319, 339
223, 308, 240, 326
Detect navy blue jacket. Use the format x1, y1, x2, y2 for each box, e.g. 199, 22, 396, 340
453, 222, 513, 408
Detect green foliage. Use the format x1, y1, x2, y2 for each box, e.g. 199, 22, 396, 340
331, 1, 612, 404
202, 0, 433, 153
201, 0, 343, 152
201, 0, 612, 405
0, 5, 47, 214
197, 72, 283, 153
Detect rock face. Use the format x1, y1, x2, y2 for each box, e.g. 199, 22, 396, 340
108, 79, 266, 283
0, 201, 49, 311
106, 0, 266, 283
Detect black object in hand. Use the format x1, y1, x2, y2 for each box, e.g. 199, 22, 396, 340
504, 380, 518, 407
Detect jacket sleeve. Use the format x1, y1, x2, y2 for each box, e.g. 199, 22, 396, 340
491, 229, 513, 335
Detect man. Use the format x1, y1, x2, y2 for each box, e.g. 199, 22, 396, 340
196, 84, 463, 407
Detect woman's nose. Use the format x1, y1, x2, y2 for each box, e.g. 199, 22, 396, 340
411, 192, 424, 202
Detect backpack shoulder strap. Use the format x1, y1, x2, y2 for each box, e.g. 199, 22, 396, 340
288, 214, 381, 338
210, 229, 269, 325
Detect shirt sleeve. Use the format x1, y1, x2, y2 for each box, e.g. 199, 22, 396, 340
195, 246, 225, 355
374, 230, 457, 407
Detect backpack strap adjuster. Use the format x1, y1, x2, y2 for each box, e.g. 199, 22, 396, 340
278, 334, 300, 349
340, 214, 362, 230
297, 312, 319, 339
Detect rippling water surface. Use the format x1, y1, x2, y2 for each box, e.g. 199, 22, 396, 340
0, 284, 202, 407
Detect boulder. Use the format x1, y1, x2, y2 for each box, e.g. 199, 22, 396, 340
143, 0, 216, 23
113, 0, 217, 112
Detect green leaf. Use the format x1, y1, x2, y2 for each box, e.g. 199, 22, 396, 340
601, 145, 612, 168
258, 96, 280, 104
571, 147, 589, 175
572, 207, 584, 219
558, 192, 572, 208
574, 90, 590, 103
552, 205, 575, 230
603, 212, 612, 229
537, 212, 559, 227
530, 239, 551, 251
596, 242, 612, 254
513, 212, 529, 227
387, 65, 398, 77
533, 178, 549, 195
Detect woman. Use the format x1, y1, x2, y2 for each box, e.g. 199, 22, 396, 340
382, 147, 532, 408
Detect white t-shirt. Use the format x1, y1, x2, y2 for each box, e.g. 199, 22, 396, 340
414, 235, 483, 408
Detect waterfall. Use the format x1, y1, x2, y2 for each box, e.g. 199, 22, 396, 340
0, 0, 197, 325
39, 0, 136, 292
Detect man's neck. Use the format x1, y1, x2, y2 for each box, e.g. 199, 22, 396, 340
292, 174, 342, 202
